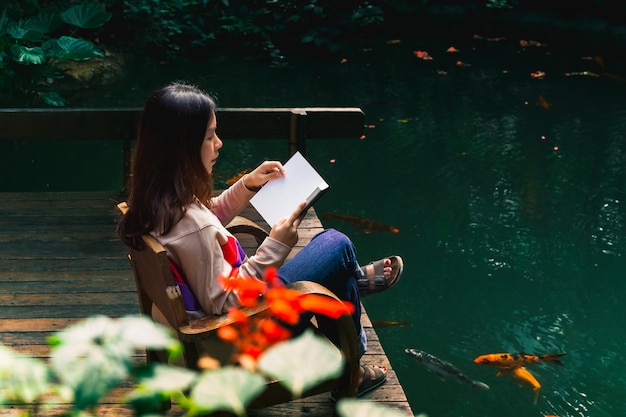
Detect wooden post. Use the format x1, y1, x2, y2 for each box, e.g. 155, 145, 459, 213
289, 109, 307, 156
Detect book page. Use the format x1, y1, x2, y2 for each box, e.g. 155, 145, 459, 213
249, 151, 329, 226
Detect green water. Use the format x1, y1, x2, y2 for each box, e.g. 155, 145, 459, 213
6, 24, 626, 417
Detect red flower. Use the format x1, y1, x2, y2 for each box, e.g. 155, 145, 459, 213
217, 268, 356, 366
298, 294, 354, 319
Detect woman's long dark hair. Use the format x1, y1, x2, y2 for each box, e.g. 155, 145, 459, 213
117, 82, 217, 249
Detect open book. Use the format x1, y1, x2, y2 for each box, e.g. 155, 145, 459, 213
249, 151, 329, 226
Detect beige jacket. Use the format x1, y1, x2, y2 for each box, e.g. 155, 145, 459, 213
152, 178, 292, 317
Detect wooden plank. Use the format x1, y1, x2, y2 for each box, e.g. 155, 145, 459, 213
0, 191, 412, 416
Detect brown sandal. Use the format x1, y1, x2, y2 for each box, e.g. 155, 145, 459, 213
357, 255, 404, 297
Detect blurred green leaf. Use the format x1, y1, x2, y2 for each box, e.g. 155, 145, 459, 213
132, 364, 196, 396
60, 3, 112, 29
49, 315, 180, 410
258, 329, 343, 398
0, 346, 49, 404
190, 367, 266, 416
129, 364, 196, 414
337, 398, 414, 417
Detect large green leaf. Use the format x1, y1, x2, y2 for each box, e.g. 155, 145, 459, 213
337, 398, 416, 417
10, 44, 46, 64
0, 10, 9, 36
60, 3, 112, 29
44, 36, 104, 61
131, 364, 196, 397
129, 364, 196, 414
189, 367, 266, 416
29, 11, 64, 34
257, 329, 343, 398
6, 19, 44, 41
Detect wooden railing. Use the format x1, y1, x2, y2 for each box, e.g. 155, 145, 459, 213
0, 107, 364, 187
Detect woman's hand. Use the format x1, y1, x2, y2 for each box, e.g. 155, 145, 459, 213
269, 201, 307, 247
243, 161, 285, 192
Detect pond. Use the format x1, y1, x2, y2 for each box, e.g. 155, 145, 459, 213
6, 20, 626, 417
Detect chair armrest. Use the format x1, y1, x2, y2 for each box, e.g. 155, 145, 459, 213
226, 215, 268, 246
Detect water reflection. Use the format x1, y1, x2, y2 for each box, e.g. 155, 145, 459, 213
46, 22, 626, 417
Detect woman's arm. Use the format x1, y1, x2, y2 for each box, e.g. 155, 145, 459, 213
211, 161, 285, 225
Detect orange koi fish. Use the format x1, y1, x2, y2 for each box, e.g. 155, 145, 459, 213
520, 39, 548, 48
497, 366, 541, 403
536, 95, 552, 109
225, 168, 250, 185
474, 352, 566, 368
321, 211, 399, 234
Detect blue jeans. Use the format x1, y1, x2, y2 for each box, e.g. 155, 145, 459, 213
278, 228, 367, 356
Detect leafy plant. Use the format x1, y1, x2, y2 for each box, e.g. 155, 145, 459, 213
0, 266, 407, 416
0, 3, 111, 106
118, 0, 383, 66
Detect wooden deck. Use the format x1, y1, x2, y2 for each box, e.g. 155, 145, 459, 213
0, 192, 413, 416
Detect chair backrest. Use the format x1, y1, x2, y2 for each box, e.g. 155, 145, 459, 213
127, 234, 190, 329
117, 202, 189, 329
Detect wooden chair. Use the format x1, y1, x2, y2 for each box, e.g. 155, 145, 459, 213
116, 202, 360, 410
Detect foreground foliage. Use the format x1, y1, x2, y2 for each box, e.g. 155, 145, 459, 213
0, 268, 411, 416
0, 316, 407, 417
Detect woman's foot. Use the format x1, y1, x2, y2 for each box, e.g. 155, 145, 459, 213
357, 364, 387, 397
329, 364, 387, 401
357, 255, 404, 297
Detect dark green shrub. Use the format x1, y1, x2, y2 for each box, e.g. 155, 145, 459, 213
0, 2, 111, 106
118, 0, 383, 66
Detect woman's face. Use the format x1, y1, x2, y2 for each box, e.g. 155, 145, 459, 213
201, 115, 222, 174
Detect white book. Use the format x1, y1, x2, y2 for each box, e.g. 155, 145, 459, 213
249, 151, 329, 226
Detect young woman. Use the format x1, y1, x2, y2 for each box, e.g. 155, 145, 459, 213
117, 82, 404, 397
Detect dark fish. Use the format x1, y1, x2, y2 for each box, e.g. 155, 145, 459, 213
371, 320, 410, 328
405, 348, 489, 391
322, 211, 399, 234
